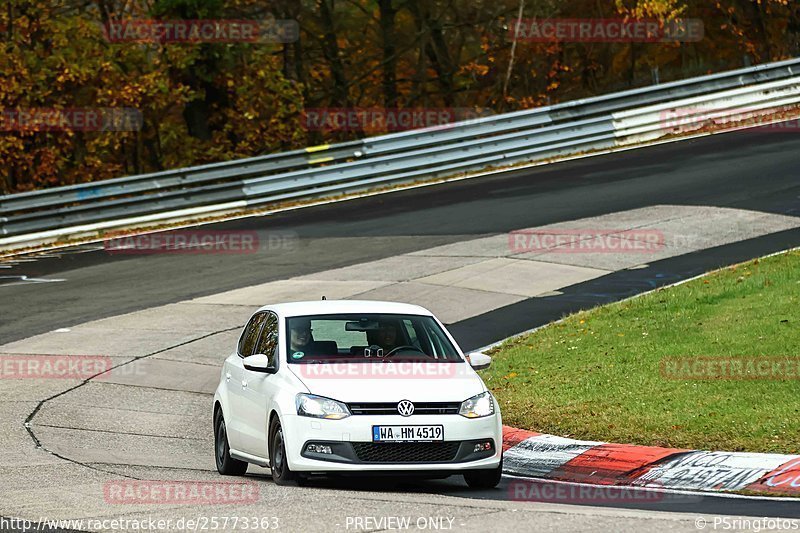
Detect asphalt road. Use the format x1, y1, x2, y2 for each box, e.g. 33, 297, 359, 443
3, 475, 800, 533
2, 126, 800, 530
2, 126, 800, 347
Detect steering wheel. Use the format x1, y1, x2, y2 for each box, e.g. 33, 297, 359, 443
385, 345, 426, 357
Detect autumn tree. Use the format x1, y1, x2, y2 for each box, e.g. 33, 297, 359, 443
1, 0, 797, 194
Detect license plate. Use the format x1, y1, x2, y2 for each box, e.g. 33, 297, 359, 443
372, 425, 444, 442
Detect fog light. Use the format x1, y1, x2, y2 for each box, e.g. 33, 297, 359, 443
307, 444, 332, 454
473, 441, 493, 453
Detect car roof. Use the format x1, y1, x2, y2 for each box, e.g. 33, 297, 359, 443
258, 300, 434, 318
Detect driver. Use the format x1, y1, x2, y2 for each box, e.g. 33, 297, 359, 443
290, 319, 314, 353
376, 322, 401, 353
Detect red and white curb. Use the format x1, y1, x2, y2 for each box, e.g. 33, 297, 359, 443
501, 426, 800, 496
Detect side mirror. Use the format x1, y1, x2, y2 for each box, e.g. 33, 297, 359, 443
243, 353, 276, 374
466, 351, 492, 371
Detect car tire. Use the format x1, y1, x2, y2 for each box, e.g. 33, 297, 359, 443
269, 417, 299, 486
214, 411, 248, 476
463, 456, 503, 489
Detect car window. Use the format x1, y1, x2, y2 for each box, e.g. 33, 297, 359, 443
285, 313, 462, 363
311, 319, 368, 348
238, 312, 267, 358
403, 319, 420, 346
423, 323, 452, 359
255, 312, 279, 366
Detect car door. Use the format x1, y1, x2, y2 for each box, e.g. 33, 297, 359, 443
227, 311, 267, 453
238, 311, 281, 458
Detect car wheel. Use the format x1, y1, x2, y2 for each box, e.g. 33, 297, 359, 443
214, 411, 248, 476
269, 417, 298, 486
463, 456, 503, 489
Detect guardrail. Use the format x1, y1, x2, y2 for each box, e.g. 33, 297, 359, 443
2, 57, 800, 243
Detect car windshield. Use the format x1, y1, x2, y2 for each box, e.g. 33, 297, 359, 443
285, 313, 462, 363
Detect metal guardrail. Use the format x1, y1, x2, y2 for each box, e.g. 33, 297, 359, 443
2, 57, 800, 241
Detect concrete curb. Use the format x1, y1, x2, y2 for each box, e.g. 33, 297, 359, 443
501, 426, 800, 496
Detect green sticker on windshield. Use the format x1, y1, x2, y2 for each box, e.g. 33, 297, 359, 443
292, 351, 305, 359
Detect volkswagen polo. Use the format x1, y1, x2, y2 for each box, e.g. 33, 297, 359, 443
213, 300, 503, 488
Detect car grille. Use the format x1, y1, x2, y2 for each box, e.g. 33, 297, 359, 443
347, 402, 460, 415
352, 442, 461, 463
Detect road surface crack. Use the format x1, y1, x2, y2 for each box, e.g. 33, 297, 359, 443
22, 326, 240, 480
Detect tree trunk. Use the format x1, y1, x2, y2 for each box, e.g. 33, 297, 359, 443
144, 118, 163, 171
2, 169, 15, 194
753, 0, 772, 62
277, 0, 305, 86
5, 1, 13, 41
408, 0, 455, 106
318, 0, 350, 108
733, 0, 772, 63
410, 31, 428, 106
790, 3, 800, 57
182, 99, 212, 141
379, 0, 398, 108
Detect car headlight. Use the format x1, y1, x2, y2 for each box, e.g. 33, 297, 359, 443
459, 391, 495, 418
296, 393, 351, 420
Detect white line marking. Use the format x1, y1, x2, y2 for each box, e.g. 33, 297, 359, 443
0, 275, 66, 286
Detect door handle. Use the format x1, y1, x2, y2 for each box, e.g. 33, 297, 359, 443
225, 372, 231, 382
241, 380, 248, 388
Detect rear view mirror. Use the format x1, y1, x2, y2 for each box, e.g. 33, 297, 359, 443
467, 352, 492, 371
345, 320, 380, 331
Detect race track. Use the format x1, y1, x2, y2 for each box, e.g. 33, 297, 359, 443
2, 125, 800, 531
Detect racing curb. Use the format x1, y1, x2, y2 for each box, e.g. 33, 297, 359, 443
501, 426, 800, 496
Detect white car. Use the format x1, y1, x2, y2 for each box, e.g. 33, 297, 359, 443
213, 300, 503, 488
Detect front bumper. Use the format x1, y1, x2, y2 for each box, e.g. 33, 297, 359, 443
282, 412, 503, 473
301, 438, 496, 464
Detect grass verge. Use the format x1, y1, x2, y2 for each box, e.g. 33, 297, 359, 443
484, 249, 800, 453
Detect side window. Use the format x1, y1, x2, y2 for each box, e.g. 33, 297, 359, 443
255, 312, 279, 366
238, 313, 267, 358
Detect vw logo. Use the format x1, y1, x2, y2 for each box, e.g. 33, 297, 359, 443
397, 400, 414, 417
